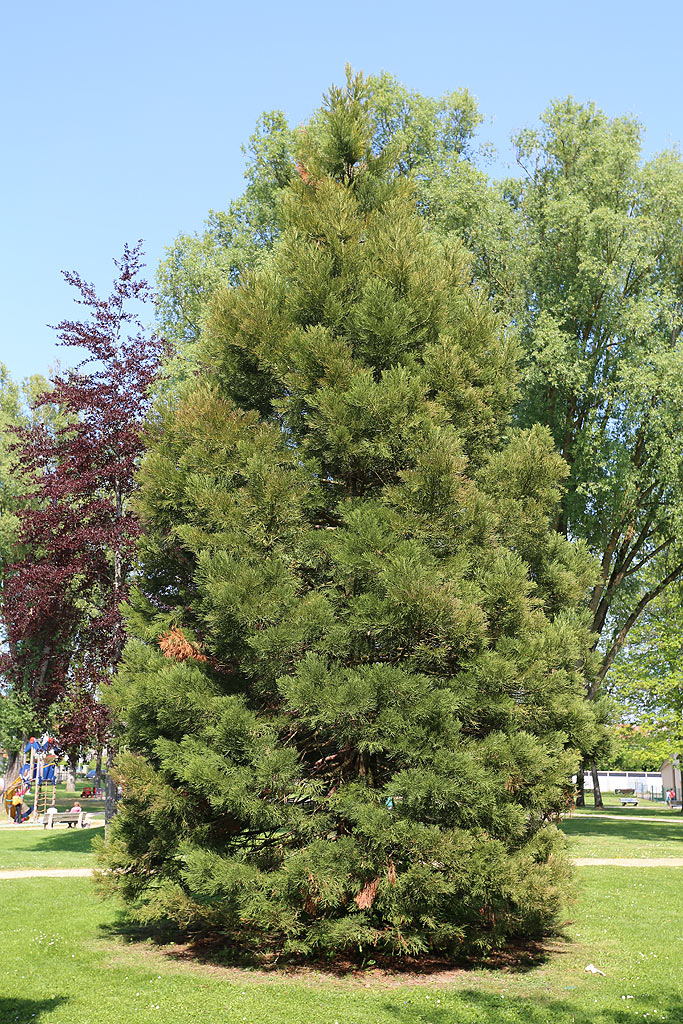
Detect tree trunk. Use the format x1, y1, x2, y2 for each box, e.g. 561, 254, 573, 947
95, 745, 103, 791
66, 753, 77, 793
3, 740, 25, 804
105, 746, 118, 828
575, 764, 585, 808
591, 763, 604, 808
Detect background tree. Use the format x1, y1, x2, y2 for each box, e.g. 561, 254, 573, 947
608, 590, 683, 795
103, 73, 600, 961
602, 722, 671, 774
55, 683, 110, 792
0, 365, 58, 782
441, 101, 683, 804
0, 245, 163, 800
0, 364, 58, 589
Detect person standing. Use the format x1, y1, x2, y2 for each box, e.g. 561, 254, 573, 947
11, 790, 23, 823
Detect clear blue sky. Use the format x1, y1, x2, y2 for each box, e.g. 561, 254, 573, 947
2, 0, 682, 382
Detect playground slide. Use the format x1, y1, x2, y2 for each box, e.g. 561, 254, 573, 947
3, 775, 23, 817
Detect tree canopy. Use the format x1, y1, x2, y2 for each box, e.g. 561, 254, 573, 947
157, 87, 683, 721
459, 100, 683, 691
155, 71, 483, 387
1, 246, 163, 751
102, 73, 600, 960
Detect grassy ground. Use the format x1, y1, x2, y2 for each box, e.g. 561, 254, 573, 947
2, 871, 682, 1023
46, 781, 105, 815
1, 816, 683, 1023
4, 781, 105, 821
559, 816, 683, 858
0, 823, 104, 869
574, 792, 681, 816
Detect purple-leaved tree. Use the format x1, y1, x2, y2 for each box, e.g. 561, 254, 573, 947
1, 243, 164, 806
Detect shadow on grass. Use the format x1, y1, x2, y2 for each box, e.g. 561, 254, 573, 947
28, 825, 103, 857
99, 911, 560, 979
382, 988, 683, 1022
575, 803, 682, 818
560, 818, 683, 844
0, 996, 68, 1023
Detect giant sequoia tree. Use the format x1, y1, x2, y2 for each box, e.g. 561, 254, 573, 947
155, 70, 482, 386
104, 75, 600, 959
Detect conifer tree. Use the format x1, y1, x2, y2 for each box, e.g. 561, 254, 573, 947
103, 73, 600, 960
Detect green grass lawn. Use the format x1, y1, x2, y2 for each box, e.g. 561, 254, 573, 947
48, 781, 105, 815
560, 816, 683, 858
1, 817, 683, 1023
0, 824, 104, 869
574, 792, 681, 817
1, 871, 682, 1023
5, 781, 105, 817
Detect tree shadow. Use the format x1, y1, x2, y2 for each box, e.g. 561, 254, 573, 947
99, 912, 186, 947
0, 996, 68, 1023
381, 988, 683, 1023
99, 910, 563, 979
560, 817, 683, 845
575, 804, 682, 818
26, 825, 103, 856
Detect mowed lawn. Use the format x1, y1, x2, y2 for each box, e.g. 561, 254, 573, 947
559, 815, 683, 858
1, 820, 683, 1023
573, 792, 683, 816
41, 781, 106, 815
0, 823, 104, 869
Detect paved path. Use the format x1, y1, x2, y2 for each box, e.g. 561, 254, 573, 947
0, 867, 94, 878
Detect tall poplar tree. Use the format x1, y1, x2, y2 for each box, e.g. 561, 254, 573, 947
443, 101, 683, 804
104, 73, 600, 960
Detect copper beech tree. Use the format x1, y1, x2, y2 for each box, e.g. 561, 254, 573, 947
1, 244, 163, 790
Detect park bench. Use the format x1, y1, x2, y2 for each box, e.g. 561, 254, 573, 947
619, 797, 638, 806
41, 811, 88, 829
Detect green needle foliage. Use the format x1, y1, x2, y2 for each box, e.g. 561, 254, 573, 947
103, 72, 601, 961
154, 71, 482, 389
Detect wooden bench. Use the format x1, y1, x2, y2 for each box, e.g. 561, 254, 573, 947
620, 797, 638, 806
41, 811, 87, 829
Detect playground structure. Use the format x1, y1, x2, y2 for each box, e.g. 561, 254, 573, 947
3, 737, 58, 823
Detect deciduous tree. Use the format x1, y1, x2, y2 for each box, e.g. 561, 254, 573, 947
608, 591, 683, 795
449, 101, 683, 805
1, 246, 163, 790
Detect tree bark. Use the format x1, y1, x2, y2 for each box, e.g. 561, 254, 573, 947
95, 745, 103, 791
3, 740, 25, 806
575, 764, 585, 807
591, 763, 604, 808
66, 753, 77, 793
105, 746, 118, 828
